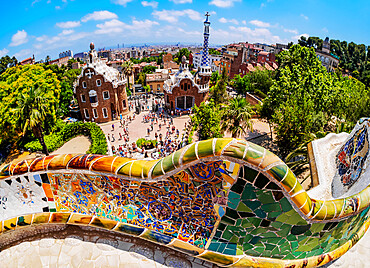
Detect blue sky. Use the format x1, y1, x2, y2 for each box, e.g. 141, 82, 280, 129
1, 0, 369, 61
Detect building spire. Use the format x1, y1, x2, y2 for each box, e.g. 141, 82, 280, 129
199, 12, 212, 76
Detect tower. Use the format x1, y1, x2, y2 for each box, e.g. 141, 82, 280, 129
199, 12, 212, 78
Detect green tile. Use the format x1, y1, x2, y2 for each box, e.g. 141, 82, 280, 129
243, 200, 261, 210
237, 202, 252, 212
261, 203, 282, 212
257, 191, 275, 204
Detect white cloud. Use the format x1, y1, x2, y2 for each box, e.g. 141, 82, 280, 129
56, 21, 81, 28
10, 30, 28, 47
0, 48, 9, 57
209, 0, 241, 8
249, 20, 270, 28
283, 28, 298, 34
242, 20, 246, 25
170, 0, 192, 3
219, 17, 238, 25
114, 0, 134, 6
300, 14, 309, 20
61, 29, 75, 35
152, 9, 201, 23
81, 11, 118, 22
36, 35, 48, 42
211, 25, 282, 45
322, 27, 328, 33
141, 1, 158, 8
13, 49, 32, 59
55, 6, 61, 10
95, 19, 159, 35
260, 3, 266, 8
292, 33, 309, 41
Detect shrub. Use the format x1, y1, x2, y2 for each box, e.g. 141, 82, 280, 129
136, 138, 157, 149
24, 122, 108, 155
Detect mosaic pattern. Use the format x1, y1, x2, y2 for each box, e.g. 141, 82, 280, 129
1, 133, 370, 267
336, 124, 369, 187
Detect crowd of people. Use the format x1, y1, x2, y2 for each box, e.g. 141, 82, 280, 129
106, 95, 189, 160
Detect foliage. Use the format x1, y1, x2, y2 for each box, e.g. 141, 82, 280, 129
262, 44, 370, 156
221, 97, 254, 138
208, 67, 228, 105
210, 71, 221, 86
13, 86, 52, 155
130, 54, 163, 65
298, 36, 370, 87
24, 122, 108, 155
136, 138, 157, 149
142, 65, 156, 74
135, 72, 146, 85
0, 64, 61, 144
191, 99, 222, 140
173, 48, 190, 64
231, 70, 272, 99
43, 63, 81, 116
143, 85, 150, 93
122, 60, 133, 89
0, 55, 18, 75
209, 48, 221, 55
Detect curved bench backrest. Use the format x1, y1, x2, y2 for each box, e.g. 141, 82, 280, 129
0, 138, 369, 267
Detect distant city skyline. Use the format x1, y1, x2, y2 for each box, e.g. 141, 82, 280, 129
1, 0, 369, 61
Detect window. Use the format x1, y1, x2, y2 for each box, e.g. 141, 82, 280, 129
96, 79, 101, 87
81, 94, 86, 102
102, 108, 108, 118
103, 91, 110, 100
82, 81, 87, 88
84, 109, 89, 118
90, 95, 97, 103
92, 108, 98, 118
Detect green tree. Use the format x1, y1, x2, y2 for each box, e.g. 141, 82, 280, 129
221, 97, 253, 138
142, 65, 156, 74
208, 67, 228, 105
174, 48, 190, 64
122, 60, 134, 89
191, 99, 222, 140
210, 71, 221, 86
262, 44, 369, 156
0, 64, 61, 149
209, 48, 221, 55
13, 86, 51, 155
135, 72, 146, 85
0, 55, 18, 74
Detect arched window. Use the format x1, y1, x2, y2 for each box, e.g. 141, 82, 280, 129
92, 108, 98, 118
102, 108, 108, 118
96, 79, 101, 87
84, 109, 89, 119
82, 81, 87, 88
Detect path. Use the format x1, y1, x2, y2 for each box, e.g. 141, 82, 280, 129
52, 135, 91, 154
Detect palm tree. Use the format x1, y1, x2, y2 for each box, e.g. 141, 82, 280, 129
122, 60, 134, 89
13, 86, 50, 155
221, 97, 254, 138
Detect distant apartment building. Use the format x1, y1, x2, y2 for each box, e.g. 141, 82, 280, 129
257, 51, 276, 64
146, 69, 169, 94
59, 50, 73, 59
315, 37, 339, 72
20, 56, 35, 65
162, 53, 179, 69
192, 52, 222, 72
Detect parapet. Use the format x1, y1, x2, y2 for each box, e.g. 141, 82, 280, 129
0, 126, 369, 267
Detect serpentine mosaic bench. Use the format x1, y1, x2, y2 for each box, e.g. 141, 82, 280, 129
1, 119, 370, 267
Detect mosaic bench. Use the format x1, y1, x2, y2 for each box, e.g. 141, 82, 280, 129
0, 119, 370, 267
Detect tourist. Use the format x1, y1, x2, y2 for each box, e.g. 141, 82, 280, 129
107, 133, 110, 141
119, 133, 122, 140
112, 123, 115, 131
112, 134, 115, 142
